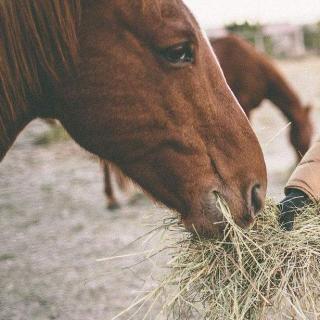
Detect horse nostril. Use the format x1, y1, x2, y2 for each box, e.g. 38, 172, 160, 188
250, 184, 263, 216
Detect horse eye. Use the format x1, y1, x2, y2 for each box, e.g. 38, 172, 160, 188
161, 42, 195, 65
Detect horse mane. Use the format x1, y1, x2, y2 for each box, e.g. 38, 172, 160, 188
0, 0, 81, 145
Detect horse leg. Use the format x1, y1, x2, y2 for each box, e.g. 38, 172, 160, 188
114, 165, 129, 193
112, 164, 145, 206
102, 161, 120, 210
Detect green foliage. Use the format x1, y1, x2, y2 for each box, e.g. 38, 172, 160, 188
303, 22, 320, 52
225, 21, 262, 45
226, 21, 262, 34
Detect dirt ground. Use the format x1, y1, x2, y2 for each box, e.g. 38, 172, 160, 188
1, 57, 320, 320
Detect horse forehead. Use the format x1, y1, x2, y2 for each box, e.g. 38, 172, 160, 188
115, 0, 189, 29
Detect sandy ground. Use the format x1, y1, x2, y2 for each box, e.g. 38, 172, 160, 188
1, 57, 320, 320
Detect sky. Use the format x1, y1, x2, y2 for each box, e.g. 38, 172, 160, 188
184, 0, 320, 29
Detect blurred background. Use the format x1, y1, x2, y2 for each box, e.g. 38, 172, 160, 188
1, 1, 320, 320
186, 0, 320, 58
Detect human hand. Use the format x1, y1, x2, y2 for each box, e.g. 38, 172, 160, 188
278, 189, 311, 231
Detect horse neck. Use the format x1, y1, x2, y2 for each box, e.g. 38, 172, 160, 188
265, 61, 304, 123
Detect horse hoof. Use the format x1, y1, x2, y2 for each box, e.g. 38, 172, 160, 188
128, 193, 145, 206
107, 202, 121, 211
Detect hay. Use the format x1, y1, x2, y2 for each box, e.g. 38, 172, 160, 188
152, 198, 320, 320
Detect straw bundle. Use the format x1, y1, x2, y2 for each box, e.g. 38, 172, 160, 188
155, 198, 320, 319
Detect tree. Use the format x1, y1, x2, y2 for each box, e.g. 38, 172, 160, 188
303, 22, 320, 53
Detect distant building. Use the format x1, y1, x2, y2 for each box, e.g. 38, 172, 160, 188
206, 23, 307, 58
262, 24, 306, 57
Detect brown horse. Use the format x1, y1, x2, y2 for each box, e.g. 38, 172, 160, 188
102, 35, 313, 210
211, 35, 314, 159
0, 1, 267, 237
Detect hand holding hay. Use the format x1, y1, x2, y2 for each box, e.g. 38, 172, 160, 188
151, 198, 320, 320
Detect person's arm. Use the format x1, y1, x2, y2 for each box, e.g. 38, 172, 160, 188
279, 139, 320, 230
285, 139, 320, 201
